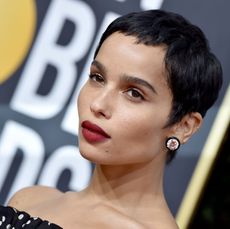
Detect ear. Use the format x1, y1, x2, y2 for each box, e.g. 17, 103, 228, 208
172, 112, 203, 144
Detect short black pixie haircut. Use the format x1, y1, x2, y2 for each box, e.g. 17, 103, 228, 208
94, 10, 223, 162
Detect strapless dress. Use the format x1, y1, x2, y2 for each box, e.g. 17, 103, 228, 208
0, 205, 62, 229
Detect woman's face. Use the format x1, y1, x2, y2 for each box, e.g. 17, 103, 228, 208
78, 32, 173, 165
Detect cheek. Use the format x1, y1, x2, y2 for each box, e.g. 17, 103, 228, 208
115, 106, 168, 148
108, 108, 168, 164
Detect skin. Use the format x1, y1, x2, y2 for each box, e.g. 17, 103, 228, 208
8, 32, 202, 228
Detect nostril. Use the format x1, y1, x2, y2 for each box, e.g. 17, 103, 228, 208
90, 103, 111, 119
90, 103, 104, 116
99, 111, 106, 117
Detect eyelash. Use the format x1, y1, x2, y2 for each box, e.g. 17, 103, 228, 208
125, 88, 145, 101
88, 73, 145, 101
89, 73, 105, 84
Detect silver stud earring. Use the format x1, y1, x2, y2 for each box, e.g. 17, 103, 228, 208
165, 137, 180, 151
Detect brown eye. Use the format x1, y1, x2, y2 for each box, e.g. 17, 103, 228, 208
89, 73, 104, 84
126, 88, 144, 101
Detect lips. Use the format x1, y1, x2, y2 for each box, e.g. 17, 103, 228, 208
81, 120, 110, 143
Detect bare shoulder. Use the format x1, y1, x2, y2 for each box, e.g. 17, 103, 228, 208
8, 185, 63, 211
146, 221, 179, 229
145, 215, 179, 229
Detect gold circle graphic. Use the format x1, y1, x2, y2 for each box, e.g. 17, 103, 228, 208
0, 0, 36, 84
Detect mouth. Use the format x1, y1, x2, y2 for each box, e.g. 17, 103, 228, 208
81, 120, 111, 143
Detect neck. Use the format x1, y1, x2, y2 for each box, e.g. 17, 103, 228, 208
84, 156, 167, 216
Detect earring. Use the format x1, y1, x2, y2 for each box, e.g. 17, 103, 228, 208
165, 137, 180, 151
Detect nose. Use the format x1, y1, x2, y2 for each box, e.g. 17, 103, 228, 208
90, 90, 112, 119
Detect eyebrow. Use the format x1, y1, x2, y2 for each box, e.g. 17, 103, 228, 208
91, 60, 107, 74
91, 60, 157, 94
121, 75, 157, 94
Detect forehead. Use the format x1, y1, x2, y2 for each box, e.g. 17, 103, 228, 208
95, 32, 169, 92
96, 33, 166, 74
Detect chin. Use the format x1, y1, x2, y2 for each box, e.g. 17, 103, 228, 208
79, 147, 116, 166
79, 144, 103, 163
78, 136, 111, 163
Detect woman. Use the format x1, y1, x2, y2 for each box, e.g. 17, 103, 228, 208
0, 10, 222, 228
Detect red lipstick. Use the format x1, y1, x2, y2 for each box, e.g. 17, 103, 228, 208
81, 120, 111, 143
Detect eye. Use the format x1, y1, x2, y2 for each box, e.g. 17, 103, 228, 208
126, 88, 144, 101
89, 73, 105, 84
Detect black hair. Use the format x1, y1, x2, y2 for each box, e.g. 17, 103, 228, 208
94, 10, 223, 162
